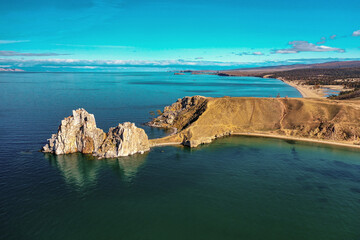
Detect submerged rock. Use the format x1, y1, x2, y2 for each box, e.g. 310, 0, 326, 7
42, 109, 106, 155
94, 122, 150, 158
42, 109, 150, 158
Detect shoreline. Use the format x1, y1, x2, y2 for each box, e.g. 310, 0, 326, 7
278, 78, 328, 98
232, 132, 360, 150
149, 132, 360, 150
178, 70, 345, 99
274, 78, 346, 99
207, 70, 346, 99
279, 79, 318, 98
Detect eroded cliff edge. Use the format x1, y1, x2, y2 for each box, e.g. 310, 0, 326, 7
149, 96, 360, 147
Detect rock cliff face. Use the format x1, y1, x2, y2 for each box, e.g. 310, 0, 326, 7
42, 109, 106, 155
42, 109, 150, 158
148, 97, 360, 147
147, 96, 208, 130
94, 122, 150, 158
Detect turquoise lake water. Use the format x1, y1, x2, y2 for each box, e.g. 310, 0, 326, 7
1, 72, 360, 240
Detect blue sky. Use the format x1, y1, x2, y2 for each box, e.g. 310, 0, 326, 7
0, 0, 360, 71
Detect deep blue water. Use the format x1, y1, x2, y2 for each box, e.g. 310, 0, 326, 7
1, 72, 360, 240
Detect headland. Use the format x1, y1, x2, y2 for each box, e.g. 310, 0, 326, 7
148, 96, 360, 149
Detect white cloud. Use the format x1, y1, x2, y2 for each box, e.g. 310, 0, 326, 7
0, 40, 30, 44
272, 41, 345, 54
0, 50, 70, 56
234, 51, 264, 56
0, 58, 249, 68
353, 30, 360, 36
3, 57, 360, 72
68, 66, 98, 69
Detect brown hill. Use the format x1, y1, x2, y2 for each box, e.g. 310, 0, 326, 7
149, 96, 360, 148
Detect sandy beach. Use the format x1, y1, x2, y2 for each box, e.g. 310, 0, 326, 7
233, 132, 360, 150
279, 79, 345, 98
151, 132, 360, 150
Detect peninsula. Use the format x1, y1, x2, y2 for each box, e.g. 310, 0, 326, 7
148, 96, 360, 149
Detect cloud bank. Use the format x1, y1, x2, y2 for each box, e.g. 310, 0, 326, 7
0, 58, 247, 68
234, 51, 264, 56
0, 51, 71, 56
2, 57, 360, 72
353, 30, 360, 36
272, 41, 345, 54
0, 40, 30, 44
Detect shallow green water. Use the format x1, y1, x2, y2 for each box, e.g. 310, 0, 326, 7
1, 72, 360, 240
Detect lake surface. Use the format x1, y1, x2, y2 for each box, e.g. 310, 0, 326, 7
1, 72, 360, 240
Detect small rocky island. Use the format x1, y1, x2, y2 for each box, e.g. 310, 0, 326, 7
42, 109, 150, 158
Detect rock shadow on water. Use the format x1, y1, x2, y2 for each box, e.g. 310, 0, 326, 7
289, 146, 300, 162
284, 139, 297, 145
44, 152, 149, 189
350, 187, 360, 194
317, 197, 329, 203
317, 184, 329, 191
103, 153, 148, 182
19, 150, 35, 155
332, 160, 360, 171
45, 153, 101, 189
301, 165, 360, 183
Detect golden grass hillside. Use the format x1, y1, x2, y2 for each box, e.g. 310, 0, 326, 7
149, 96, 360, 147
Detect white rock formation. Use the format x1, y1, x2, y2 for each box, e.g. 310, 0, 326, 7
42, 109, 106, 155
94, 122, 150, 158
42, 109, 150, 158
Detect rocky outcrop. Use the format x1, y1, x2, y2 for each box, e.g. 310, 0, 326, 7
42, 109, 150, 158
149, 97, 360, 147
147, 96, 207, 129
94, 122, 150, 158
42, 109, 106, 155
